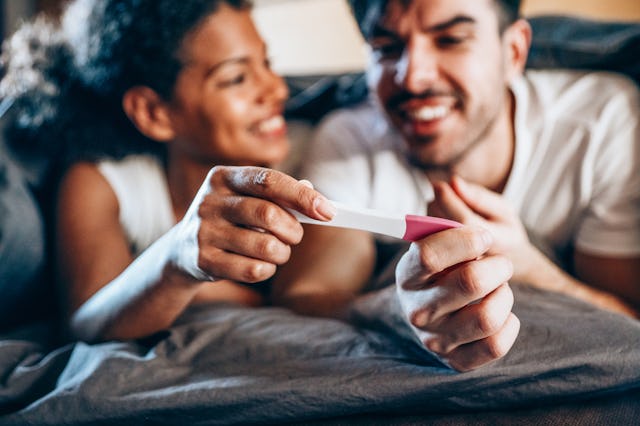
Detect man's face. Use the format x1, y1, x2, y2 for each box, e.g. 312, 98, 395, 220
367, 0, 515, 170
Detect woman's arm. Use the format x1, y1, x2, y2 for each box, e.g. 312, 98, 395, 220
57, 163, 204, 341
57, 165, 336, 342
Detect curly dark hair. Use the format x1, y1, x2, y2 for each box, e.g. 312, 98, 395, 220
1, 0, 251, 170
348, 0, 522, 40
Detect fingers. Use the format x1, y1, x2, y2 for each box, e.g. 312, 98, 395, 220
450, 175, 511, 221
397, 226, 494, 291
430, 180, 475, 224
209, 166, 336, 221
200, 194, 305, 246
417, 282, 515, 352
399, 256, 513, 326
442, 313, 520, 372
395, 225, 518, 371
198, 246, 278, 283
199, 216, 293, 266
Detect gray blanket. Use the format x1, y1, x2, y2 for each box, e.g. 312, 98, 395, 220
1, 285, 639, 425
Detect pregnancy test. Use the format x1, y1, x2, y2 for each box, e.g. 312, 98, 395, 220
289, 201, 461, 241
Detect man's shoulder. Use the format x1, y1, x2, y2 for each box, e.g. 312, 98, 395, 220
518, 69, 639, 127
524, 69, 638, 107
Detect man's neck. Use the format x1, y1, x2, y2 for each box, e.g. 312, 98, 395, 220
446, 90, 516, 193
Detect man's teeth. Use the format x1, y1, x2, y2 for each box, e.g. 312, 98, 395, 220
257, 115, 285, 133
409, 105, 450, 121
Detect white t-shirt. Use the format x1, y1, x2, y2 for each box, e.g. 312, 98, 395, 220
300, 70, 640, 265
98, 155, 175, 257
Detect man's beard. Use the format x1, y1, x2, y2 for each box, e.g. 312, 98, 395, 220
403, 107, 501, 174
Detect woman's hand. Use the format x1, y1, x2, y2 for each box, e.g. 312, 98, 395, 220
172, 166, 336, 283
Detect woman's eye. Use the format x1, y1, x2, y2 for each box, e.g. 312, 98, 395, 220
219, 74, 246, 87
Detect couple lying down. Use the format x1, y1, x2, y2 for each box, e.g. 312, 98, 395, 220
2, 0, 637, 374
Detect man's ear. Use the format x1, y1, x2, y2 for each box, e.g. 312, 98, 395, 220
122, 86, 175, 142
503, 19, 532, 81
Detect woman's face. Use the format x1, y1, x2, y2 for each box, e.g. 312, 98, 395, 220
167, 4, 289, 167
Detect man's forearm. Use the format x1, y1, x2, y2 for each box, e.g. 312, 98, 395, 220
518, 246, 638, 318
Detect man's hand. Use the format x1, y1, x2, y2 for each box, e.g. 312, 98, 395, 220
395, 226, 520, 372
428, 175, 536, 283
173, 166, 335, 283
428, 175, 639, 318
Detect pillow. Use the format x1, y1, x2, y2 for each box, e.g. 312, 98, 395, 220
0, 139, 49, 330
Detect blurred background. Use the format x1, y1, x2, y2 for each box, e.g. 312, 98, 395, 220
2, 0, 640, 75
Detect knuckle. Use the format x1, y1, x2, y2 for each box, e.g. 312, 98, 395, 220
197, 250, 220, 276
294, 181, 316, 207
418, 243, 442, 275
483, 335, 511, 361
498, 255, 515, 280
474, 309, 502, 336
255, 203, 280, 226
410, 306, 436, 329
251, 167, 275, 189
456, 264, 482, 296
242, 262, 274, 283
422, 336, 445, 355
256, 236, 288, 263
464, 228, 490, 256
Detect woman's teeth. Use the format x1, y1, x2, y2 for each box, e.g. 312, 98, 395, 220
409, 105, 450, 121
257, 115, 285, 133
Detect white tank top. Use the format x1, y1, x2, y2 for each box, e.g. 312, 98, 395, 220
98, 155, 175, 256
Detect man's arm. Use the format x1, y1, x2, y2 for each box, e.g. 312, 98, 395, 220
574, 253, 640, 312
271, 225, 376, 319
429, 176, 639, 317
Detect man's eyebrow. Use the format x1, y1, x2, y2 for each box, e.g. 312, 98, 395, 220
371, 15, 476, 39
428, 15, 476, 32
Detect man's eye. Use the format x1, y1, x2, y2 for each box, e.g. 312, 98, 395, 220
373, 43, 403, 59
437, 35, 467, 47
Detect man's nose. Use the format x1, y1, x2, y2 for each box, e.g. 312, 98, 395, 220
395, 38, 439, 93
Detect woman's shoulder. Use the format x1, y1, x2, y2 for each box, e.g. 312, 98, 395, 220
59, 161, 119, 216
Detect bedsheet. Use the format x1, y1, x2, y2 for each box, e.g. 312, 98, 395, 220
1, 285, 639, 425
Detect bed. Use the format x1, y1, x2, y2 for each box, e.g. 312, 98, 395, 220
1, 16, 639, 425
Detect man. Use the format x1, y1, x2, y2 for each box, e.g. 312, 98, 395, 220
272, 0, 640, 371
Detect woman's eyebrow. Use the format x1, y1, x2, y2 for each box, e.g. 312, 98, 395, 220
202, 43, 268, 77
204, 57, 250, 77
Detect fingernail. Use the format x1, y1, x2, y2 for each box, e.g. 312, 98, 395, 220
298, 179, 314, 189
314, 196, 336, 220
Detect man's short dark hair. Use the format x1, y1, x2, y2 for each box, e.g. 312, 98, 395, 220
348, 0, 522, 39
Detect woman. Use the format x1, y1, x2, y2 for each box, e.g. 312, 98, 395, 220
2, 0, 335, 342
